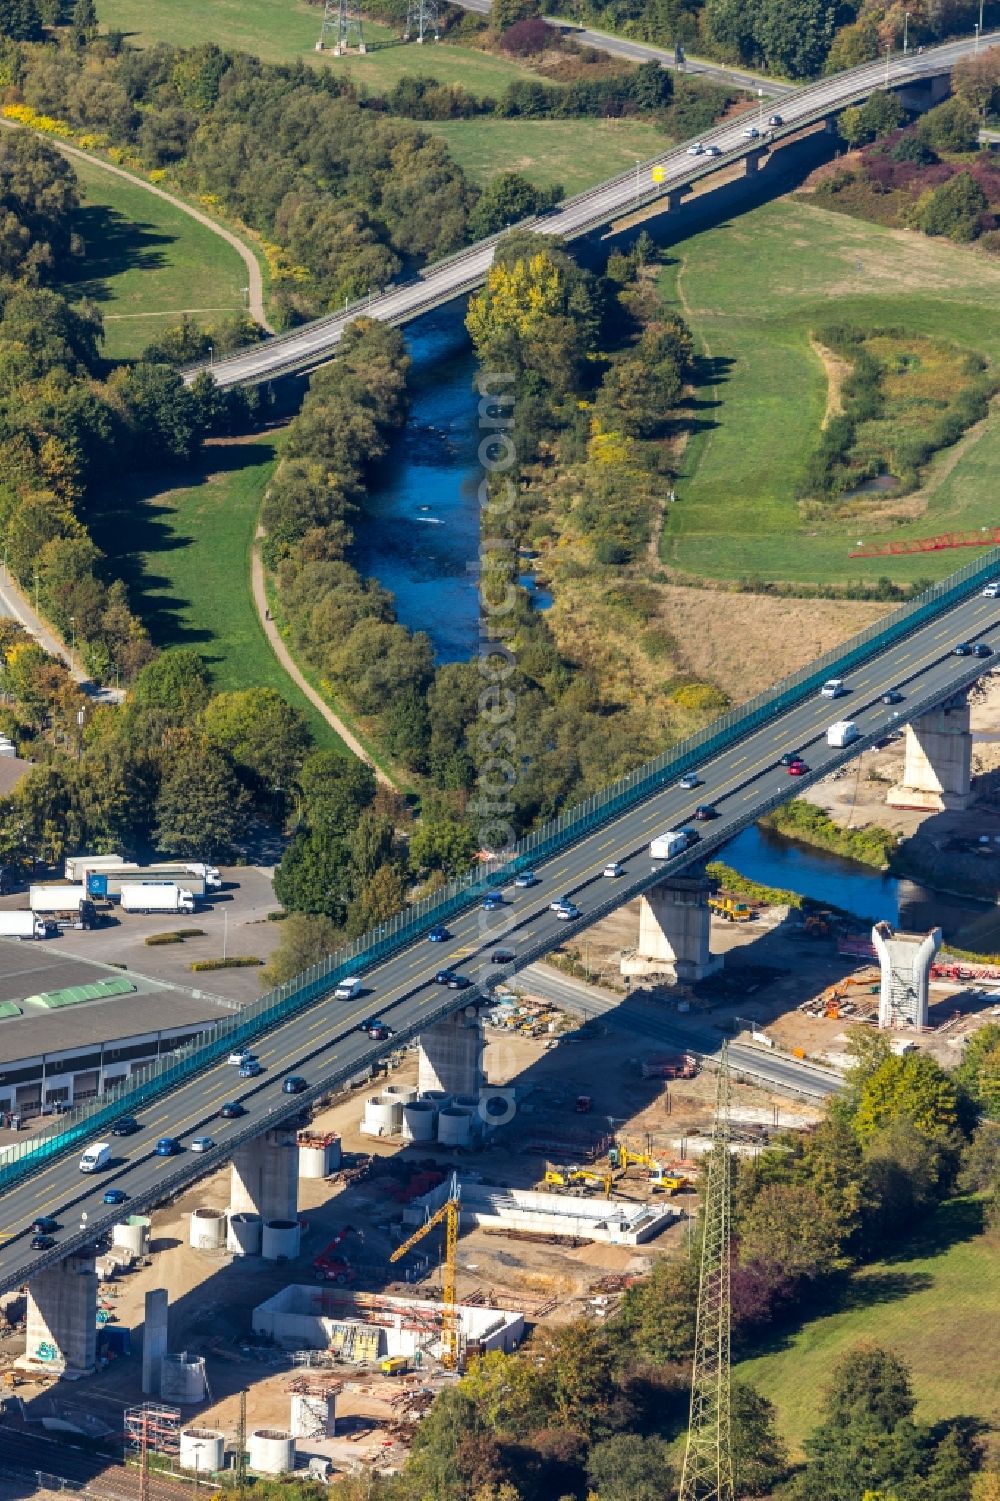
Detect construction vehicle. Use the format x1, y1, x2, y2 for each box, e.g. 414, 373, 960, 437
389, 1174, 460, 1370
650, 1173, 693, 1195
544, 1166, 612, 1197
708, 895, 753, 923
640, 1053, 699, 1080
608, 1142, 684, 1190
313, 1228, 356, 1284
803, 911, 834, 937
380, 1355, 410, 1376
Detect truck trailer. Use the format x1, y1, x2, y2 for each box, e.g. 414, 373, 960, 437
87, 867, 207, 900
29, 885, 100, 927
0, 911, 50, 940
827, 720, 861, 749
119, 882, 197, 915
64, 854, 134, 883
650, 830, 689, 862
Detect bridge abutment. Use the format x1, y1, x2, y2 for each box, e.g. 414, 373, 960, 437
621, 876, 722, 984
872, 921, 941, 1029
21, 1253, 98, 1376
887, 695, 972, 811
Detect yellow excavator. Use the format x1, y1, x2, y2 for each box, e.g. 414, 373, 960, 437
608, 1143, 691, 1194
544, 1166, 613, 1198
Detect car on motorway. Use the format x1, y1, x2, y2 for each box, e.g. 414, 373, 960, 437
779, 751, 801, 767
103, 1188, 128, 1206
820, 678, 846, 698
427, 924, 449, 943
366, 1019, 395, 1038
550, 895, 575, 911
190, 1136, 214, 1153
155, 1137, 180, 1156
679, 771, 701, 789
705, 144, 722, 157
514, 870, 538, 887
481, 891, 504, 911
31, 1216, 58, 1234
882, 688, 904, 705
30, 1233, 56, 1250
556, 902, 581, 921
283, 1075, 307, 1095
435, 969, 471, 989
788, 759, 809, 776
239, 1059, 263, 1078
955, 641, 973, 656
981, 580, 1000, 597
742, 125, 760, 138
603, 862, 624, 877
768, 113, 783, 126
694, 804, 717, 821
688, 141, 704, 155
220, 1102, 246, 1120
974, 642, 993, 658
227, 1049, 255, 1067
491, 946, 516, 964
111, 1115, 139, 1137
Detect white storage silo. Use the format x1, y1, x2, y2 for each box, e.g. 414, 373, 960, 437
419, 1089, 451, 1110
437, 1108, 472, 1147
112, 1217, 150, 1255
189, 1208, 227, 1251
249, 1429, 296, 1475
160, 1352, 208, 1405
297, 1133, 342, 1179
179, 1428, 225, 1473
402, 1100, 436, 1142
261, 1219, 301, 1262
383, 1083, 418, 1107
362, 1095, 400, 1136
226, 1212, 262, 1256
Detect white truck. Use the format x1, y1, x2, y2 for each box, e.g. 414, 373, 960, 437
64, 854, 135, 882
79, 1141, 112, 1173
120, 881, 197, 915
0, 911, 49, 940
334, 976, 363, 1000
29, 884, 99, 928
827, 720, 861, 749
86, 866, 207, 900
650, 830, 689, 861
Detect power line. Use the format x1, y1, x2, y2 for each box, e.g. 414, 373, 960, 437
679, 1044, 734, 1501
404, 0, 439, 44
316, 0, 366, 55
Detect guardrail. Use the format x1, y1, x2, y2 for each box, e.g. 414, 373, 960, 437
1, 544, 997, 1198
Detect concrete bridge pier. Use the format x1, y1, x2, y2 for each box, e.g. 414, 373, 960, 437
418, 1009, 484, 1097
620, 876, 722, 984
666, 186, 686, 213
897, 72, 952, 112
745, 147, 766, 177
142, 1287, 169, 1394
230, 1127, 299, 1223
872, 921, 941, 1029
22, 1253, 98, 1376
887, 694, 972, 811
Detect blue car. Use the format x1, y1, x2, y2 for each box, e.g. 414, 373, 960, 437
481, 892, 504, 912
155, 1137, 180, 1156
239, 1059, 263, 1078
428, 924, 449, 943
103, 1188, 128, 1206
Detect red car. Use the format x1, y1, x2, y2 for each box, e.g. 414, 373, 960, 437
787, 759, 808, 776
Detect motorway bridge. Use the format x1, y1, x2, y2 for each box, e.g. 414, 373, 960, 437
0, 549, 998, 1294
191, 32, 999, 388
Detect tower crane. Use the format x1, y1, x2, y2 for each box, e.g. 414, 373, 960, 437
390, 1173, 460, 1370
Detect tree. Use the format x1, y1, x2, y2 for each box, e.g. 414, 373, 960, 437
344, 862, 406, 938
854, 1052, 960, 1143
792, 1345, 922, 1501
274, 829, 352, 921
952, 51, 1000, 118
201, 687, 310, 798
260, 912, 342, 988
490, 0, 541, 30
153, 729, 248, 859
920, 170, 989, 241
731, 1382, 789, 1496
0, 0, 42, 41
701, 0, 757, 64
825, 17, 879, 71
586, 1433, 675, 1500
408, 811, 477, 876
918, 95, 981, 153
955, 1023, 1000, 1117
753, 0, 837, 79
71, 0, 96, 40
739, 1183, 846, 1280
293, 751, 376, 836
616, 1257, 697, 1364
862, 1115, 943, 1239
973, 1472, 1000, 1501
130, 648, 211, 725
958, 1121, 1000, 1193
468, 172, 556, 240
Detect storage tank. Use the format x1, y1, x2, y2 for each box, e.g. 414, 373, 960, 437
382, 1083, 417, 1107
419, 1089, 451, 1110
179, 1428, 225, 1474
297, 1133, 342, 1179
189, 1208, 226, 1251
261, 1219, 301, 1262
362, 1095, 400, 1136
402, 1100, 436, 1142
226, 1212, 262, 1257
453, 1097, 483, 1136
112, 1216, 150, 1255
160, 1352, 208, 1405
437, 1108, 472, 1147
290, 1390, 336, 1439
249, 1429, 296, 1476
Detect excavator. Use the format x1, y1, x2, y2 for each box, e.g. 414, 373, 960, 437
608, 1142, 692, 1194
544, 1166, 613, 1198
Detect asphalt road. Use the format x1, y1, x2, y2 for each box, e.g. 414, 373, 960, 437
0, 573, 998, 1293
193, 33, 1000, 389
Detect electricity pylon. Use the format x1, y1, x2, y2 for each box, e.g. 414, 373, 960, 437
679, 1044, 734, 1501
404, 0, 439, 44
316, 0, 366, 54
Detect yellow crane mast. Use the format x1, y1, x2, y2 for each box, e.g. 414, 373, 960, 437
389, 1174, 460, 1370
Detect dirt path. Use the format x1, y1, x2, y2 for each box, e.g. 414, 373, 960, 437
250, 531, 395, 786
0, 119, 273, 333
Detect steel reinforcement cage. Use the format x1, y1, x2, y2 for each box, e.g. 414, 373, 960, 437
1, 543, 998, 1193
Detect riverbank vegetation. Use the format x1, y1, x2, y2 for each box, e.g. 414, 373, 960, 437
762, 799, 900, 869
705, 859, 804, 908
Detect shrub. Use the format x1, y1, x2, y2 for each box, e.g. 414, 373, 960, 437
500, 16, 556, 53
144, 929, 206, 945
671, 681, 730, 714
919, 171, 989, 240
190, 956, 263, 970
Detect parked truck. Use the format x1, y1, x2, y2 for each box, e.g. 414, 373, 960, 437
66, 854, 220, 889
29, 885, 100, 928
0, 911, 50, 940
650, 830, 689, 862
64, 854, 134, 882
87, 867, 207, 900
120, 882, 197, 915
827, 719, 861, 749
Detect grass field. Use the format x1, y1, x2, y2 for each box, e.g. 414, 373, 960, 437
90, 436, 345, 750
62, 157, 250, 362
736, 1198, 1000, 1459
658, 197, 1000, 587
431, 117, 670, 193
96, 0, 547, 93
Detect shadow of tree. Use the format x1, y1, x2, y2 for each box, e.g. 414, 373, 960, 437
62, 203, 174, 303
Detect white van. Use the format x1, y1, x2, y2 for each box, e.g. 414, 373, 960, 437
334, 976, 363, 1001
820, 678, 846, 699
79, 1141, 111, 1173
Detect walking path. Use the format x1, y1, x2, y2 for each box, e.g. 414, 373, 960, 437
250, 532, 395, 787
0, 567, 122, 701
0, 119, 272, 333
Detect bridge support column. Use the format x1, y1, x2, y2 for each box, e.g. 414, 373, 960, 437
872, 921, 941, 1030
621, 876, 722, 984
745, 147, 765, 177
418, 1009, 484, 1098
22, 1253, 98, 1376
230, 1128, 299, 1223
887, 695, 972, 811
142, 1287, 169, 1395
666, 187, 685, 212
